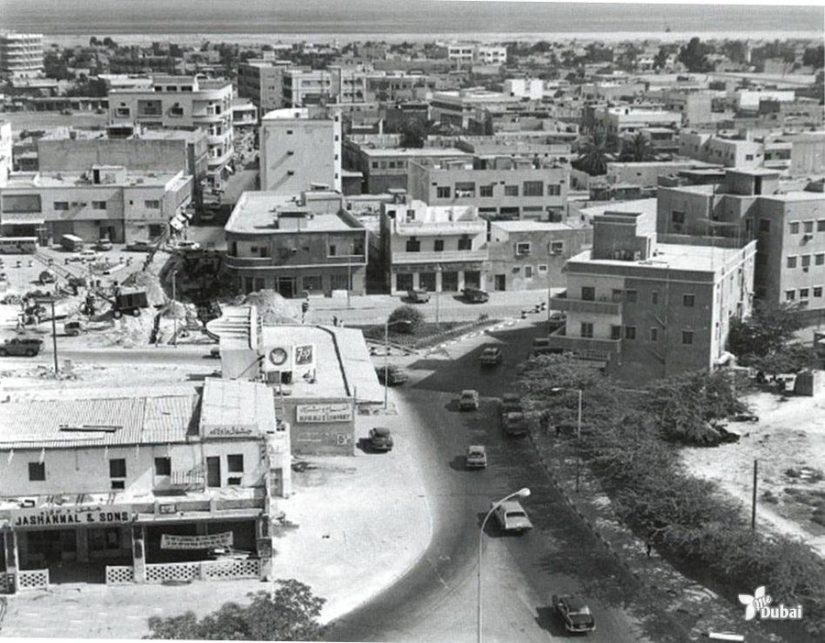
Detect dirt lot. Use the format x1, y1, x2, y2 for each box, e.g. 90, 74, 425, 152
681, 387, 825, 556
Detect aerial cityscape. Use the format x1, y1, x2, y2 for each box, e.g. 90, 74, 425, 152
0, 0, 823, 641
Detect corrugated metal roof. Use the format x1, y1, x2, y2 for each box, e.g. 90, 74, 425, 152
200, 379, 276, 434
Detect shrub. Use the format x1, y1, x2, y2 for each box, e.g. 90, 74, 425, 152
387, 305, 424, 334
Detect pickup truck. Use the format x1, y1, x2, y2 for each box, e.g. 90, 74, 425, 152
0, 337, 43, 357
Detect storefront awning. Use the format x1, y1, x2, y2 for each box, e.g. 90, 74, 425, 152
1, 214, 46, 225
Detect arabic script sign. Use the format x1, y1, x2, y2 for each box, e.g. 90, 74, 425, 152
202, 423, 259, 439
296, 403, 353, 424
12, 505, 132, 529
160, 531, 234, 550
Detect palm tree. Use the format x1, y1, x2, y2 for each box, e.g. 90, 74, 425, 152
573, 130, 617, 176
620, 132, 654, 163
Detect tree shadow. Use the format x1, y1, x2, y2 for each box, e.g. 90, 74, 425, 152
534, 605, 570, 637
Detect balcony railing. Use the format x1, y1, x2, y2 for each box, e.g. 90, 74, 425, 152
226, 254, 366, 269
395, 220, 485, 235
392, 249, 488, 264
545, 332, 621, 358
550, 292, 621, 316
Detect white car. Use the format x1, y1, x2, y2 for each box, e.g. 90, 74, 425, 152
172, 240, 201, 252
493, 500, 533, 533
73, 249, 99, 263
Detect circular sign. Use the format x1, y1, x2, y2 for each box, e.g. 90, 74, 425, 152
269, 347, 288, 366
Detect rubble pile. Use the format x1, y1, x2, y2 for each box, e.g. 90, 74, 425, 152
233, 290, 300, 324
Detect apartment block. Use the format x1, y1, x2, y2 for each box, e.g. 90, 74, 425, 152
379, 195, 488, 294
259, 108, 342, 194
593, 105, 682, 136
0, 165, 193, 244
408, 155, 568, 221
487, 220, 591, 292
0, 31, 44, 78
107, 75, 234, 188
547, 207, 756, 382
678, 131, 764, 168
224, 190, 366, 298
281, 68, 368, 108
237, 58, 290, 112
0, 121, 11, 188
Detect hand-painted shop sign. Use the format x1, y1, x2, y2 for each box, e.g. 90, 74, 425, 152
202, 423, 259, 439
12, 505, 133, 528
160, 531, 234, 550
296, 403, 353, 423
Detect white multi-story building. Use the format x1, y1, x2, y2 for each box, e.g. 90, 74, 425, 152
259, 108, 342, 195
0, 31, 43, 78
107, 76, 234, 189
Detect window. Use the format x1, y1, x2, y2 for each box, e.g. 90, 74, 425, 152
405, 238, 420, 252
54, 201, 69, 211
785, 290, 796, 301
144, 200, 160, 209
816, 254, 825, 266
580, 322, 594, 338
516, 242, 531, 255
169, 104, 184, 117
110, 458, 126, 489
550, 241, 564, 254
759, 219, 770, 233
803, 221, 814, 234
610, 325, 621, 340
480, 185, 494, 198
433, 239, 445, 252
671, 210, 685, 225
303, 275, 322, 292
436, 186, 451, 199
286, 130, 293, 135
371, 161, 379, 169
625, 326, 636, 340
612, 289, 623, 302
814, 286, 823, 298
683, 294, 695, 307
458, 236, 472, 250
651, 290, 659, 305
745, 154, 754, 161
115, 106, 131, 118
818, 220, 825, 232
650, 327, 658, 342
228, 454, 244, 473
626, 289, 638, 303
504, 185, 519, 197
28, 462, 45, 481
581, 286, 595, 301
538, 264, 548, 273
154, 457, 171, 476
790, 222, 800, 234
524, 266, 533, 279
523, 181, 543, 197
547, 184, 561, 197
92, 201, 107, 210
681, 330, 694, 345
787, 256, 797, 269
802, 255, 811, 268
800, 288, 810, 299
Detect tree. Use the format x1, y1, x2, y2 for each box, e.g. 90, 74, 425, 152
619, 132, 654, 163
399, 119, 426, 148
102, 36, 118, 49
572, 129, 617, 176
803, 45, 824, 69
145, 581, 325, 641
728, 302, 804, 360
678, 37, 714, 73
653, 46, 670, 70
387, 305, 424, 334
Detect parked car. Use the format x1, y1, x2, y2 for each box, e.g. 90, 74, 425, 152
730, 412, 759, 423
376, 364, 408, 386
74, 249, 99, 263
171, 240, 201, 253
406, 288, 431, 304
553, 594, 596, 633
38, 270, 57, 285
208, 346, 221, 359
459, 389, 480, 411
0, 337, 43, 357
493, 500, 532, 533
63, 321, 85, 337
461, 287, 489, 303
466, 445, 487, 469
500, 393, 523, 417
95, 239, 113, 251
502, 411, 529, 436
368, 427, 394, 452
479, 346, 502, 366
125, 239, 153, 252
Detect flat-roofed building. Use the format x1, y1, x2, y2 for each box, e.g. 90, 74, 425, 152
224, 189, 366, 298
237, 58, 290, 112
594, 105, 682, 136
0, 31, 43, 78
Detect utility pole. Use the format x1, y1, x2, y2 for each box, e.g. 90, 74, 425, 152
751, 459, 758, 531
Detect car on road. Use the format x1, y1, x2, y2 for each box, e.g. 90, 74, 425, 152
461, 287, 489, 304
406, 288, 431, 304
0, 337, 43, 357
493, 500, 532, 533
63, 321, 85, 336
502, 411, 529, 436
466, 445, 487, 469
368, 427, 394, 452
553, 594, 596, 633
171, 240, 202, 253
479, 346, 502, 366
77, 249, 99, 262
459, 389, 480, 411
500, 393, 523, 417
95, 239, 113, 251
376, 364, 408, 386
125, 239, 153, 252
730, 412, 759, 423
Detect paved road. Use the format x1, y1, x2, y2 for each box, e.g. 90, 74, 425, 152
327, 322, 682, 642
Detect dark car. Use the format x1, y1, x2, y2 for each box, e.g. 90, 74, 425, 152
461, 287, 489, 303
0, 337, 43, 357
406, 289, 431, 303
376, 364, 408, 386
502, 411, 529, 436
125, 239, 153, 252
368, 427, 394, 452
500, 393, 523, 417
554, 594, 596, 633
479, 346, 502, 366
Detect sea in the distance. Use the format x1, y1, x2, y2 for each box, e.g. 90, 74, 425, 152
1, 0, 822, 45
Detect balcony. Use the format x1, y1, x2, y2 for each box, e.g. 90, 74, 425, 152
392, 249, 488, 264
550, 292, 621, 316
545, 331, 622, 359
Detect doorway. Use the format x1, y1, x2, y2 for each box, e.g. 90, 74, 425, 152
495, 275, 506, 291
206, 457, 221, 487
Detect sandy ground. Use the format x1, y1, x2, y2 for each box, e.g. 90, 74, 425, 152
681, 388, 825, 556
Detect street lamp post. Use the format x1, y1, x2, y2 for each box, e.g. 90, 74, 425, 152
383, 318, 411, 409
478, 487, 531, 643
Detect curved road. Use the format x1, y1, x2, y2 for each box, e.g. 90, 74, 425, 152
327, 322, 686, 642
